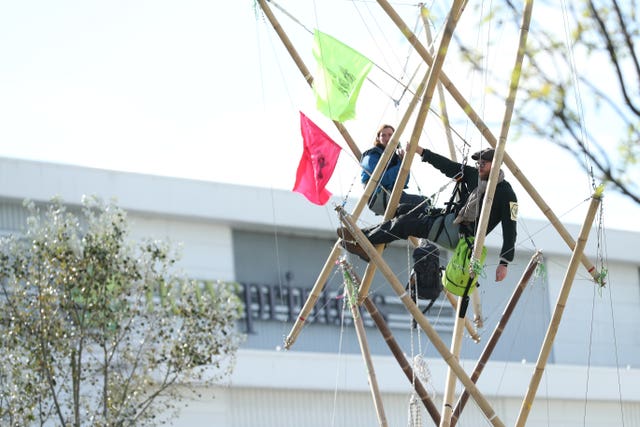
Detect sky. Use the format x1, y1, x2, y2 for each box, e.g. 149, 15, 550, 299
0, 0, 638, 234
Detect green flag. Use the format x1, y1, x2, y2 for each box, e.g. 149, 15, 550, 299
312, 30, 372, 122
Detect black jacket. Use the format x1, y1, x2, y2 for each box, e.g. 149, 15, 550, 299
421, 149, 518, 264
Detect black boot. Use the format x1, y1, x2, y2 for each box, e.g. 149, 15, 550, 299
336, 227, 370, 262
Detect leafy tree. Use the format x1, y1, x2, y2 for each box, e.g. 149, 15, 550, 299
0, 197, 244, 426
455, 0, 639, 204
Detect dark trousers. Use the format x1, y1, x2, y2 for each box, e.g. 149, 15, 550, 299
365, 209, 437, 245
369, 191, 430, 217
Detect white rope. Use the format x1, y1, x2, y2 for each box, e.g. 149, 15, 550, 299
407, 393, 423, 427
329, 273, 350, 427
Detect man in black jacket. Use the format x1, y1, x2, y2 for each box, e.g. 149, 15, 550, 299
338, 147, 518, 282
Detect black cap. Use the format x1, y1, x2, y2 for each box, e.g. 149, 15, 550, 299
471, 148, 495, 161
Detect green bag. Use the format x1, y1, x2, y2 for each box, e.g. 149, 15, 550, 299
442, 236, 487, 296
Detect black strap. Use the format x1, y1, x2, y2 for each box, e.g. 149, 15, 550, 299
458, 236, 475, 318
411, 297, 439, 329
444, 178, 469, 215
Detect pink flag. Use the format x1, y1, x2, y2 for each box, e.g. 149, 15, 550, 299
293, 112, 341, 205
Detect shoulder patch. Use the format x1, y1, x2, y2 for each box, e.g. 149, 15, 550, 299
510, 202, 518, 221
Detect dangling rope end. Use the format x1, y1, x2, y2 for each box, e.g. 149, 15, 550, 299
469, 257, 486, 278
596, 267, 608, 288
474, 313, 484, 329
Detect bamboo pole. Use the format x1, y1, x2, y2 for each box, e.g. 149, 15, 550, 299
340, 261, 388, 426
355, 68, 431, 302
385, 0, 465, 223
284, 242, 340, 349
472, 0, 534, 332
440, 299, 466, 427
515, 186, 603, 426
445, 291, 480, 343
376, 0, 603, 285
390, 3, 474, 426
419, 4, 481, 348
362, 295, 441, 425
256, 0, 361, 159
358, 0, 467, 303
450, 251, 543, 426
337, 206, 505, 427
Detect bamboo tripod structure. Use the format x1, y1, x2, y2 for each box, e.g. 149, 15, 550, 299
269, 0, 601, 348
257, 2, 607, 425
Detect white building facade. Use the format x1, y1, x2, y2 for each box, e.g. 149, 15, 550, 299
1, 156, 639, 426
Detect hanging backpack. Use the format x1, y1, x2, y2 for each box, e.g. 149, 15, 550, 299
442, 236, 487, 297
407, 241, 443, 311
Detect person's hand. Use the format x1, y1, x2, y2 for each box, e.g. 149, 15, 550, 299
407, 143, 424, 156
495, 264, 508, 282
396, 147, 405, 158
